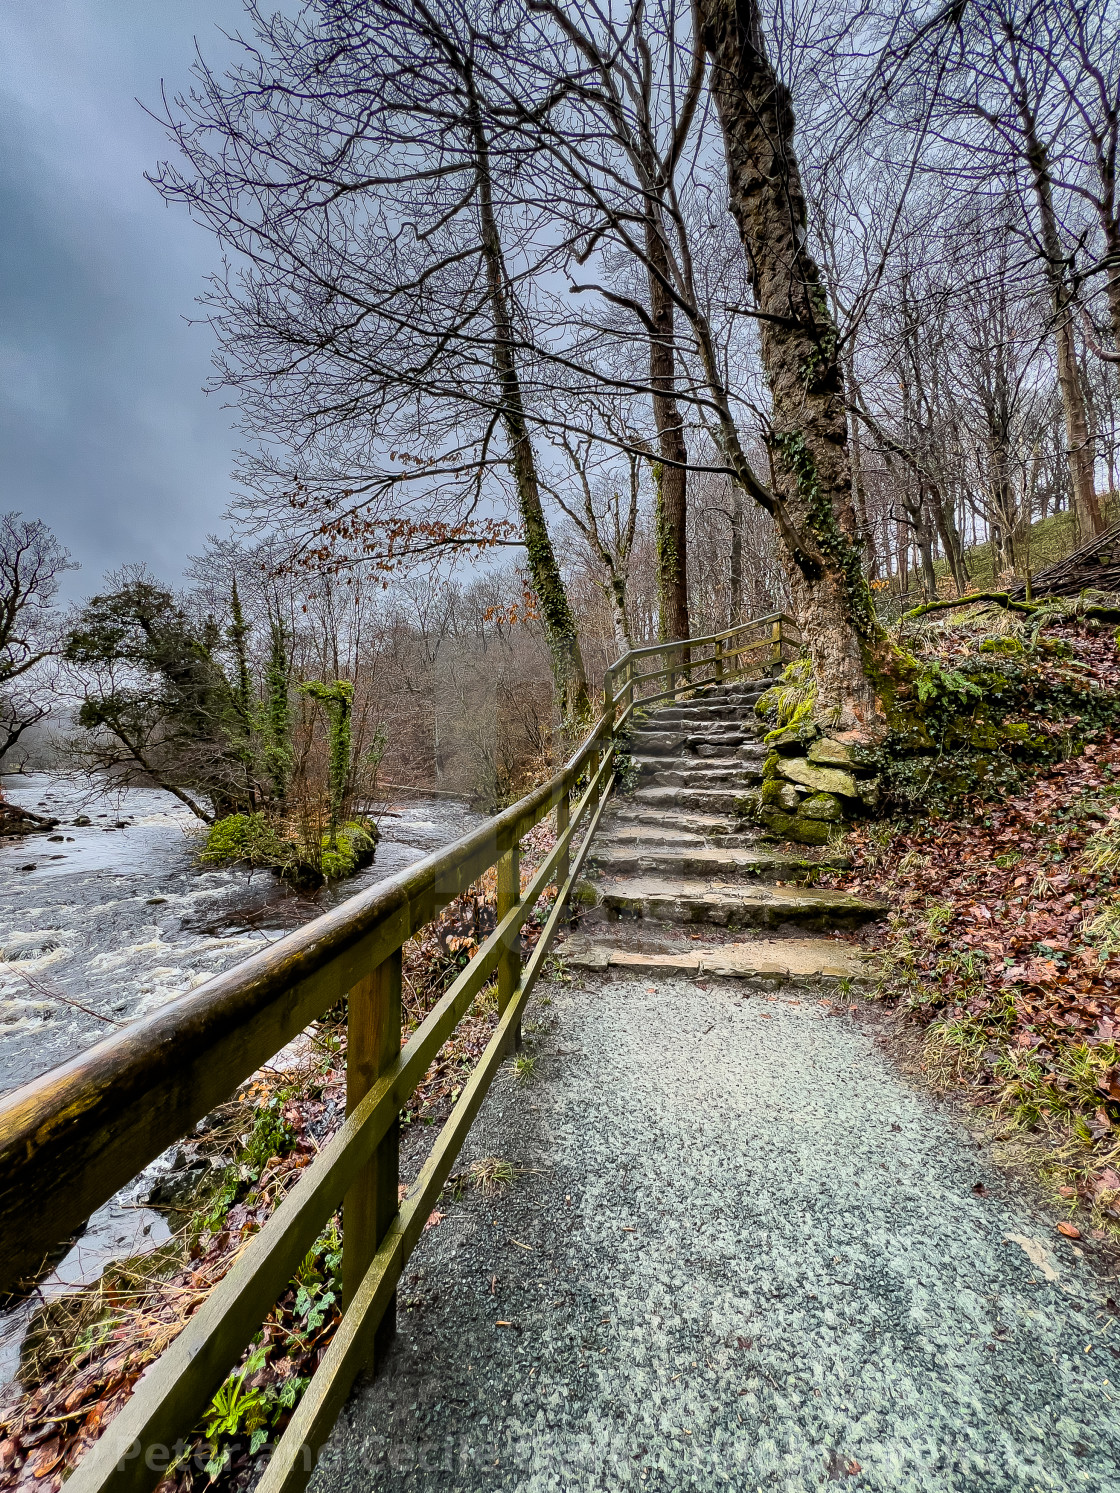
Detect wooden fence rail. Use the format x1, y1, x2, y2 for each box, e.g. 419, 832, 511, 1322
0, 610, 799, 1493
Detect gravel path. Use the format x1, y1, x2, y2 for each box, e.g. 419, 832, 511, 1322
314, 971, 1120, 1492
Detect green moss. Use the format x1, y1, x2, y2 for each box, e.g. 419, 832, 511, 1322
319, 821, 376, 880
979, 636, 1024, 655
772, 431, 879, 646
759, 809, 832, 846
200, 812, 291, 868
300, 680, 354, 844
201, 811, 376, 883
864, 649, 1120, 812
756, 657, 816, 728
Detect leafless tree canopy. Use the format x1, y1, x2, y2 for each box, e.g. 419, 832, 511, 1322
133, 0, 1120, 735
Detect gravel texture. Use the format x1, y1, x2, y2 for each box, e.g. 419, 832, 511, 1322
314, 973, 1120, 1492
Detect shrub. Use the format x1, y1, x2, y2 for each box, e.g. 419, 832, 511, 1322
200, 812, 292, 868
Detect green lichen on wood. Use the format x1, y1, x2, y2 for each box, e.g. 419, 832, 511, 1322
771, 430, 879, 648
652, 460, 677, 644
263, 619, 293, 802
522, 504, 587, 721
300, 680, 353, 846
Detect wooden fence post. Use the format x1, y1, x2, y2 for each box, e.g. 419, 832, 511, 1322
664, 644, 676, 697
343, 949, 402, 1356
497, 837, 521, 1051
624, 659, 634, 712
770, 618, 782, 674
714, 635, 724, 682
555, 789, 570, 896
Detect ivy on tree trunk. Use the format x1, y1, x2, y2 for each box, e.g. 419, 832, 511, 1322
698, 0, 891, 734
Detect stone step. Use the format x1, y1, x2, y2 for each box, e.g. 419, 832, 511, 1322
650, 705, 752, 723
584, 875, 886, 931
598, 824, 709, 847
588, 845, 848, 880
563, 936, 875, 986
605, 806, 750, 837
629, 730, 761, 756
695, 685, 766, 700
632, 745, 767, 768
602, 827, 766, 852
637, 763, 764, 789
631, 785, 759, 813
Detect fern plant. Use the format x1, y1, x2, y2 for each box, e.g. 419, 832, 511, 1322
755, 656, 815, 726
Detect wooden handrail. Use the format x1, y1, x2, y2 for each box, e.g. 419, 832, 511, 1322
604, 610, 798, 677
0, 609, 794, 1493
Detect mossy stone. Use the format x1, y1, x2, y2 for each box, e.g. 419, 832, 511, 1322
857, 778, 882, 809
762, 750, 781, 779
761, 779, 803, 810
760, 808, 832, 846
808, 737, 854, 767
777, 756, 859, 799
733, 791, 762, 817
800, 791, 843, 822
573, 880, 601, 907
764, 721, 821, 755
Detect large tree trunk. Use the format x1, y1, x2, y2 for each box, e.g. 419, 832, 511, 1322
929, 486, 969, 596
1020, 106, 1104, 536
472, 107, 590, 721
1054, 310, 1102, 537
729, 479, 744, 625
645, 223, 691, 648
698, 0, 885, 733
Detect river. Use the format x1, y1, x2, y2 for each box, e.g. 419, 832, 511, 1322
0, 773, 485, 1387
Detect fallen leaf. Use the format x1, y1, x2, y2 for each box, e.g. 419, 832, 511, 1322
1005, 1232, 1060, 1281
972, 1182, 988, 1197
423, 1210, 445, 1231
1056, 1220, 1081, 1238
847, 1461, 862, 1476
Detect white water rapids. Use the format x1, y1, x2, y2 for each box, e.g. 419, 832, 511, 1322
0, 773, 484, 1387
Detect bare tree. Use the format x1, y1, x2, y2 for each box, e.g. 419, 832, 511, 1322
697, 0, 889, 729
0, 514, 75, 767
154, 0, 590, 719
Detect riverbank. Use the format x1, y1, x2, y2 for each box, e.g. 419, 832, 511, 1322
0, 774, 485, 1095
0, 775, 488, 1404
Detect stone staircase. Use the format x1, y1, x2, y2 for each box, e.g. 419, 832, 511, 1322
568, 679, 885, 983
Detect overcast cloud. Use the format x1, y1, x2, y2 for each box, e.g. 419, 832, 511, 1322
0, 0, 252, 600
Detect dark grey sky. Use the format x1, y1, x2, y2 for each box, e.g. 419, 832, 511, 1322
1, 0, 251, 600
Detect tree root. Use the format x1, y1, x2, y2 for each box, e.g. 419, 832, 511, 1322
900, 591, 1120, 625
